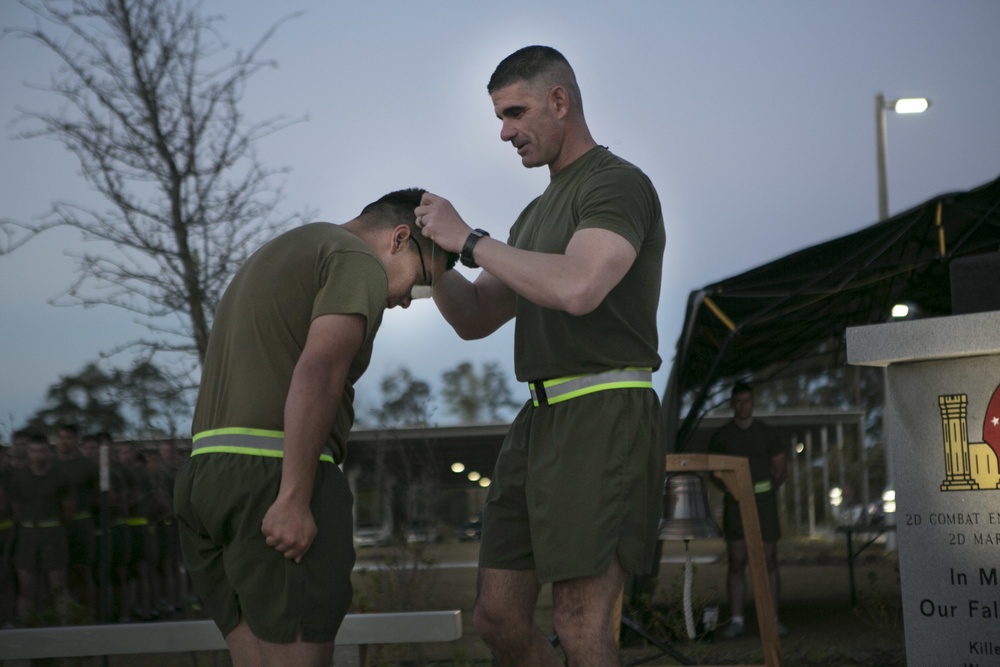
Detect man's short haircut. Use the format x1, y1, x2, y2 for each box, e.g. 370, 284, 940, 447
487, 45, 578, 97
360, 188, 426, 225
58, 423, 79, 435
28, 433, 50, 446
731, 381, 753, 398
359, 188, 458, 271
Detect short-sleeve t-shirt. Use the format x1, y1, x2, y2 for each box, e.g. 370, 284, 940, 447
192, 223, 388, 463
708, 420, 786, 486
56, 456, 99, 516
12, 466, 72, 523
508, 146, 664, 381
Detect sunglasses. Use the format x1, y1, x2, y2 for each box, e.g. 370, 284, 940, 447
410, 236, 434, 300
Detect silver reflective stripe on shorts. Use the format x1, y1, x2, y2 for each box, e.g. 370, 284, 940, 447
191, 429, 335, 463
528, 368, 654, 407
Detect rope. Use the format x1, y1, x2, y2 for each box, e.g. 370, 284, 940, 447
683, 541, 696, 639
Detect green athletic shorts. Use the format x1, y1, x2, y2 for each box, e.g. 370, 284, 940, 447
479, 388, 665, 584
175, 452, 355, 644
15, 525, 69, 572
722, 491, 781, 543
66, 516, 96, 567
110, 523, 131, 567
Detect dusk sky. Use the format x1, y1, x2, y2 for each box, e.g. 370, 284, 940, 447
1, 1, 998, 437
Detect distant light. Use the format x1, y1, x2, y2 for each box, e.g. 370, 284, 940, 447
451, 462, 465, 473
795, 442, 805, 454
478, 477, 491, 488
467, 471, 481, 482
891, 304, 909, 318
893, 98, 930, 114
882, 489, 895, 502
829, 487, 843, 506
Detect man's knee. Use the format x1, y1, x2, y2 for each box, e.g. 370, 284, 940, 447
473, 594, 519, 644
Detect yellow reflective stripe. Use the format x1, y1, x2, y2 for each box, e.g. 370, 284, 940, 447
126, 518, 149, 526
754, 480, 773, 494
73, 511, 92, 521
0, 519, 14, 530
191, 444, 335, 464
22, 520, 62, 528
191, 445, 283, 458
192, 427, 284, 442
530, 368, 654, 407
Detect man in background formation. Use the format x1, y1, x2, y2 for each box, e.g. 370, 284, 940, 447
8, 433, 74, 626
0, 429, 192, 626
55, 425, 99, 620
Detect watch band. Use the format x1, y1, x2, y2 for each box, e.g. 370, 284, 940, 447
460, 228, 490, 269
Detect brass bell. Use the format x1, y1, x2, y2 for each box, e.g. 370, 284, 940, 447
659, 472, 722, 541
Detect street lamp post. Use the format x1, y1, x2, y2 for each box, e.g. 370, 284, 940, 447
874, 92, 929, 552
875, 93, 930, 221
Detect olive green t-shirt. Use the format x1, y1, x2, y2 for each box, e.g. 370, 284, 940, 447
192, 223, 387, 463
12, 466, 72, 523
509, 147, 664, 381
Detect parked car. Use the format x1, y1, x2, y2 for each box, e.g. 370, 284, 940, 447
404, 520, 442, 544
865, 499, 886, 526
459, 513, 482, 541
354, 522, 392, 548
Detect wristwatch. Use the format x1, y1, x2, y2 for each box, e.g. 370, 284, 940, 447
460, 228, 490, 269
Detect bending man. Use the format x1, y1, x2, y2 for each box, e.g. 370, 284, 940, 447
175, 189, 455, 667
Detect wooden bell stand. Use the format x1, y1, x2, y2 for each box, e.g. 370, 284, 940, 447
666, 453, 783, 667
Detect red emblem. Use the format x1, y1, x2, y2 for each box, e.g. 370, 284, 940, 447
984, 384, 1000, 457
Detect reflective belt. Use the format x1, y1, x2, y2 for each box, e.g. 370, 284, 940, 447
529, 368, 653, 407
72, 511, 92, 521
126, 517, 149, 527
192, 427, 336, 463
0, 519, 13, 531
754, 480, 773, 494
21, 520, 62, 528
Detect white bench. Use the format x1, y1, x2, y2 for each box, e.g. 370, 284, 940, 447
0, 610, 462, 666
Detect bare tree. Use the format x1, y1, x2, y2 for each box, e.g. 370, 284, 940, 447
21, 359, 187, 439
441, 361, 519, 424
1, 0, 311, 382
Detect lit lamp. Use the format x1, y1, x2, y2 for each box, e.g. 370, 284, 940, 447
659, 473, 722, 639
875, 93, 931, 221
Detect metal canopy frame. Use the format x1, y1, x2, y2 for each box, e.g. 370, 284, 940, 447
667, 174, 1000, 451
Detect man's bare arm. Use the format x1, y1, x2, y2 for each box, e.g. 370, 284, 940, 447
261, 312, 365, 563
771, 452, 788, 490
416, 193, 636, 317
432, 269, 516, 340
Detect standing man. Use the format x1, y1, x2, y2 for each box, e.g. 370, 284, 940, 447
175, 189, 455, 667
707, 382, 789, 639
416, 46, 665, 666
10, 434, 75, 626
55, 423, 99, 621
116, 442, 156, 621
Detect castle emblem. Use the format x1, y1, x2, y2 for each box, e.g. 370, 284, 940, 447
938, 384, 1000, 491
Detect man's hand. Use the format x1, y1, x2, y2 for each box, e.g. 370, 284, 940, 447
414, 192, 472, 253
261, 496, 317, 563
